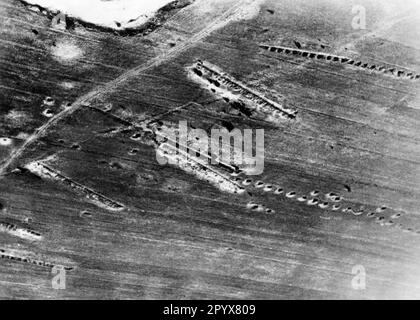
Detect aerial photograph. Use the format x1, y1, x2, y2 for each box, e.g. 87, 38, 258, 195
0, 0, 420, 302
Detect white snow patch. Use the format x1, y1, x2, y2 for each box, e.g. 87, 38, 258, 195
16, 132, 30, 140
51, 40, 83, 64
0, 223, 42, 241
59, 81, 76, 89
4, 110, 30, 126
0, 138, 13, 146
23, 0, 175, 29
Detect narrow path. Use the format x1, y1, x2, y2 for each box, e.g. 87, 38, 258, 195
0, 0, 255, 177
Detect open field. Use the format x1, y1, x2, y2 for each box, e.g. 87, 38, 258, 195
1, 0, 420, 299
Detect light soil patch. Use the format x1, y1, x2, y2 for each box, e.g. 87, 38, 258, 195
23, 0, 176, 29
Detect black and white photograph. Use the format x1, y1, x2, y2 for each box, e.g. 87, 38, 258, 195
0, 0, 420, 302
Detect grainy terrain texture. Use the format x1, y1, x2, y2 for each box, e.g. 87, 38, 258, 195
1, 0, 420, 299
